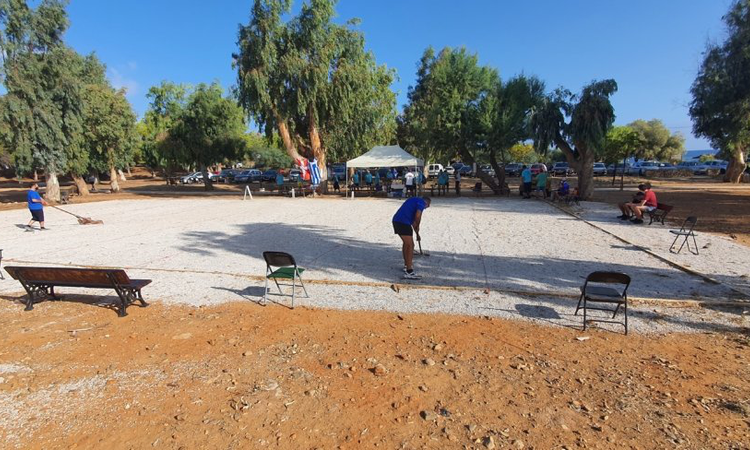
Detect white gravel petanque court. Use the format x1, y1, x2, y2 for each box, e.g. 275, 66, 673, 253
1, 196, 748, 334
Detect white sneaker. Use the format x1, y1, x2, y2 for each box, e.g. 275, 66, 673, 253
403, 271, 421, 280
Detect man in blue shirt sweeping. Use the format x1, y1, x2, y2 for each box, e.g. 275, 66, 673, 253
392, 196, 431, 279
26, 183, 49, 231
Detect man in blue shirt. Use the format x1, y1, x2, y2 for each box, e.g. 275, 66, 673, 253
392, 196, 431, 279
26, 183, 49, 231
521, 165, 532, 199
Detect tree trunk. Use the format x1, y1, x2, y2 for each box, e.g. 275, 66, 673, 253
489, 150, 506, 192
577, 149, 595, 200
724, 145, 746, 183
308, 114, 328, 193
109, 166, 120, 192
275, 110, 304, 161
33, 170, 38, 182
73, 175, 90, 196
118, 169, 127, 181
460, 149, 499, 193
44, 170, 61, 202
201, 164, 214, 191
127, 167, 132, 177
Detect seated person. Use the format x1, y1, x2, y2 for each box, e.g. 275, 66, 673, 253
617, 184, 646, 220
626, 182, 657, 224
552, 178, 570, 202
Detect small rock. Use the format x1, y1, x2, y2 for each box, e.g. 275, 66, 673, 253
391, 284, 400, 293
423, 358, 436, 366
433, 343, 443, 351
482, 436, 496, 449
372, 364, 387, 376
466, 423, 477, 433
419, 385, 428, 392
259, 379, 279, 391
512, 439, 525, 449
172, 333, 192, 340
242, 351, 252, 356
576, 336, 590, 342
420, 410, 437, 421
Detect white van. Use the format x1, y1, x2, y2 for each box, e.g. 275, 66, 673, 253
427, 163, 445, 178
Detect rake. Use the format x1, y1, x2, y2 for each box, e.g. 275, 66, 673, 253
416, 233, 430, 257
51, 205, 104, 225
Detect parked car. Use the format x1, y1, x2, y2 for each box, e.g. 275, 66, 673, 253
530, 163, 547, 175
703, 160, 728, 174
217, 168, 239, 183
457, 164, 473, 176
261, 170, 278, 182
234, 169, 262, 183
607, 163, 631, 175
676, 160, 708, 175
427, 163, 445, 177
593, 162, 607, 176
657, 162, 677, 172
180, 171, 202, 184
504, 163, 522, 177
445, 165, 456, 175
480, 164, 495, 177
626, 161, 660, 176
551, 162, 573, 176
289, 168, 302, 181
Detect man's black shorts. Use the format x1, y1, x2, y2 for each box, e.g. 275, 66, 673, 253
392, 221, 413, 236
30, 209, 44, 222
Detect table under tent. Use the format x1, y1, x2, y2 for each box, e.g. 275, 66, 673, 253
345, 145, 425, 198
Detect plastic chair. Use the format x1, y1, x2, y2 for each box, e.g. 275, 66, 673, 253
575, 271, 631, 334
669, 217, 699, 255
262, 251, 308, 308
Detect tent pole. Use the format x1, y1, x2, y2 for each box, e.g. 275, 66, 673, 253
345, 167, 349, 199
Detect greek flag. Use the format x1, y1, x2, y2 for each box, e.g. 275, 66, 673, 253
310, 158, 322, 186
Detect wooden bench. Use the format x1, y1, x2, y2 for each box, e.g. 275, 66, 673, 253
4, 266, 151, 317
648, 203, 673, 225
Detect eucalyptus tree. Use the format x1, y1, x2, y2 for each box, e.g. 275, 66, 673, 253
235, 0, 396, 189
530, 80, 618, 200
0, 0, 82, 201
170, 83, 246, 191
81, 83, 138, 193
690, 0, 750, 183
141, 81, 189, 177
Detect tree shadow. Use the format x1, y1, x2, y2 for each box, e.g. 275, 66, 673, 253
0, 292, 146, 317
178, 221, 748, 302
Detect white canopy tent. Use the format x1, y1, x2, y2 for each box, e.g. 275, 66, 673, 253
345, 145, 424, 197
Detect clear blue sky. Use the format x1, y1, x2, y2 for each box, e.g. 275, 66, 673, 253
65, 0, 731, 151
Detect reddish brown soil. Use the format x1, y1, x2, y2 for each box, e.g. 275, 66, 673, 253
0, 298, 748, 449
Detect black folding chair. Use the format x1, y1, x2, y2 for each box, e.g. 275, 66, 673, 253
669, 217, 699, 255
575, 271, 631, 335
262, 251, 308, 308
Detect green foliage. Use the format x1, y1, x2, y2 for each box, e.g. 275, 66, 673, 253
507, 143, 537, 164
627, 119, 684, 161
169, 83, 247, 172
81, 82, 139, 174
140, 81, 190, 172
604, 125, 641, 164
698, 153, 716, 162
0, 0, 82, 177
397, 47, 496, 163
690, 0, 750, 180
235, 0, 397, 165
242, 132, 290, 168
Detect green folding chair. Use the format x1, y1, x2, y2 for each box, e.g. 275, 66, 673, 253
262, 251, 308, 308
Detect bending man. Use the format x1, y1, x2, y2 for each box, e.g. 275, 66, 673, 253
392, 196, 431, 279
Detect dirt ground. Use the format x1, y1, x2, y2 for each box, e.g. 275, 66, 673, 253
0, 298, 748, 450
